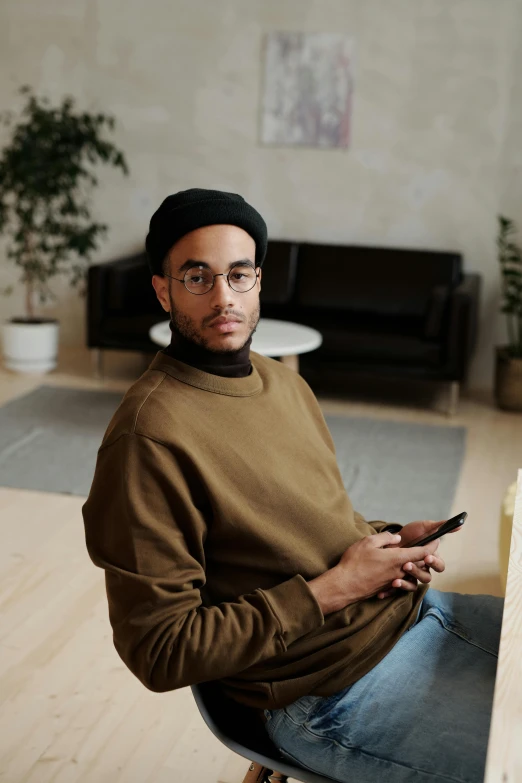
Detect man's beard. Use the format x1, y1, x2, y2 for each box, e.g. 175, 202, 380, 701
168, 292, 260, 354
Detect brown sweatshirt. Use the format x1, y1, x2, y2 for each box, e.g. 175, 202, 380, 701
82, 350, 427, 710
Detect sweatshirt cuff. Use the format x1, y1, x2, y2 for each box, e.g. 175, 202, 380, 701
354, 511, 401, 536
261, 574, 325, 650
370, 521, 403, 534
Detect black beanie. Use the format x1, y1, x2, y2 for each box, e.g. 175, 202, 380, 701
145, 188, 268, 275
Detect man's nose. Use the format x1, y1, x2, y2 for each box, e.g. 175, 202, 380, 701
209, 274, 236, 306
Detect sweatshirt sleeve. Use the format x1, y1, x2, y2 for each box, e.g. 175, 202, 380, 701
82, 433, 324, 693
353, 510, 403, 535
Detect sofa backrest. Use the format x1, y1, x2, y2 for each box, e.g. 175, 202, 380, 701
294, 244, 462, 318
259, 241, 299, 304
99, 243, 463, 325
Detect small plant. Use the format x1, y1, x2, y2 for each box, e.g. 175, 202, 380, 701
497, 215, 522, 358
0, 84, 129, 320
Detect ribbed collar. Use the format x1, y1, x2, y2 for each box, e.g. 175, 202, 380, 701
149, 351, 263, 397
162, 323, 253, 378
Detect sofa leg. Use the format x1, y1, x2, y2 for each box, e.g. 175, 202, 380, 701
447, 381, 459, 417
92, 349, 104, 380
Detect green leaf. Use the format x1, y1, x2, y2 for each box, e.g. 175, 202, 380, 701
0, 85, 129, 317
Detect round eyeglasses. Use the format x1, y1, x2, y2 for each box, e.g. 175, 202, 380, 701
164, 263, 260, 295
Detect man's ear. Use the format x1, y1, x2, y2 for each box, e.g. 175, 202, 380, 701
151, 275, 171, 313
257, 266, 262, 292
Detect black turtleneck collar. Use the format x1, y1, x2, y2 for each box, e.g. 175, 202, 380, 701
162, 321, 253, 378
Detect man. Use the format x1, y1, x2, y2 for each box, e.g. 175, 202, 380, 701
83, 188, 503, 783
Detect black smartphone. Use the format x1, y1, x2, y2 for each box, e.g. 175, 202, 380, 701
405, 512, 468, 548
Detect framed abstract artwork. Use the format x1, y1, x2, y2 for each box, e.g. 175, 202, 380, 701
261, 32, 355, 149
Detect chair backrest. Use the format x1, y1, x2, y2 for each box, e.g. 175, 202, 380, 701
191, 681, 281, 759
191, 682, 338, 783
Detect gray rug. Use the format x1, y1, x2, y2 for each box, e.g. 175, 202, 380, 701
0, 386, 466, 522
0, 386, 124, 497
325, 414, 466, 524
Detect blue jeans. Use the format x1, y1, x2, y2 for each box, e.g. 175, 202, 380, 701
263, 590, 503, 783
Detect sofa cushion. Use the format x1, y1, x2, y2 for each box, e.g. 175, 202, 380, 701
269, 307, 424, 336
316, 326, 442, 367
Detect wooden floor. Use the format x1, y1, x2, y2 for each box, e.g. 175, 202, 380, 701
1, 347, 521, 783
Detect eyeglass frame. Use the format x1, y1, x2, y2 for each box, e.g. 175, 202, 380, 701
162, 262, 261, 295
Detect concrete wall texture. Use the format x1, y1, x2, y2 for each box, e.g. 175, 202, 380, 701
0, 0, 521, 390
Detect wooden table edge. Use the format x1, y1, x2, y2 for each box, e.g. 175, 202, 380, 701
484, 468, 522, 782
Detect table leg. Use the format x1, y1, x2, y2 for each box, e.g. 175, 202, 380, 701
280, 355, 299, 372
92, 348, 104, 380
446, 381, 459, 416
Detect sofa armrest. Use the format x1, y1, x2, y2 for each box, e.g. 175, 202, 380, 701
424, 285, 451, 339
87, 263, 110, 348
444, 273, 481, 381
86, 252, 149, 348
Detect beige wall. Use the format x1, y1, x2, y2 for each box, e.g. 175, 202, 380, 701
0, 0, 520, 390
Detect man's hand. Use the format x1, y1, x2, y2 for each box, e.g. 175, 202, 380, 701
376, 519, 455, 599
397, 519, 445, 548
307, 531, 440, 615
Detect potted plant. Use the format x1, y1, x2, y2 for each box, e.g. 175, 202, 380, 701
495, 215, 522, 411
0, 85, 128, 373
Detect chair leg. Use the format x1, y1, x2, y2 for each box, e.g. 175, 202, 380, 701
241, 762, 288, 783
241, 762, 269, 782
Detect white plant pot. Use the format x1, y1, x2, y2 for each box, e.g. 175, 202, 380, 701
2, 319, 60, 373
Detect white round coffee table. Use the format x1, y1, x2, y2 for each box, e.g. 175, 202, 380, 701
149, 318, 322, 373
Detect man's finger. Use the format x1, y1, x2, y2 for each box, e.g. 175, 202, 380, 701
375, 532, 403, 548
378, 572, 418, 599
377, 588, 398, 599
423, 555, 445, 573
379, 575, 419, 596
391, 577, 418, 592
399, 542, 439, 562
403, 562, 432, 584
